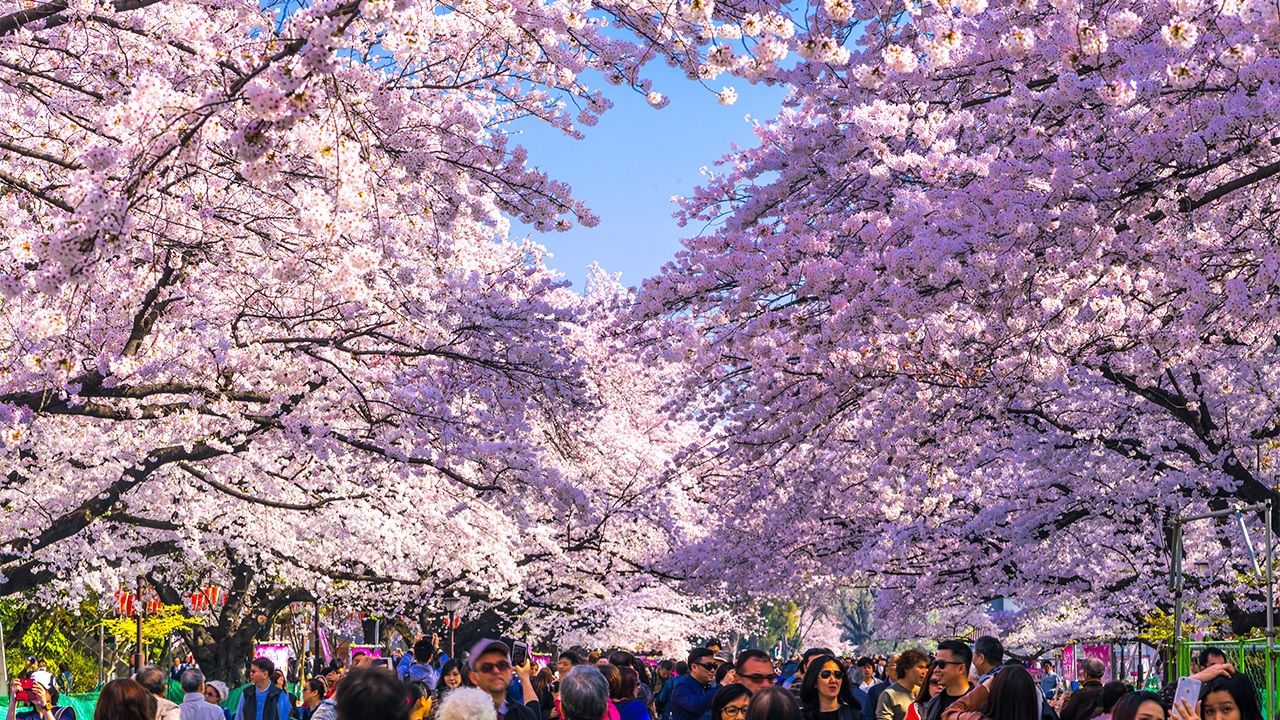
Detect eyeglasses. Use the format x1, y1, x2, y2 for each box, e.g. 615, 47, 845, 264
476, 661, 513, 674
819, 670, 844, 680
740, 673, 778, 684
695, 662, 721, 671
932, 660, 964, 668
723, 707, 749, 719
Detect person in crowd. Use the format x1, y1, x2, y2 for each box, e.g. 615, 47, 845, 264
204, 682, 233, 720
907, 671, 941, 720
437, 688, 498, 720
559, 667, 610, 720
332, 666, 409, 720
787, 653, 833, 691
855, 661, 876, 695
408, 681, 435, 720
178, 669, 226, 720
1038, 665, 1059, 703
172, 659, 186, 682
972, 640, 1003, 685
1108, 694, 1157, 720
298, 679, 328, 720
270, 669, 299, 712
1200, 670, 1262, 720
717, 664, 739, 689
465, 640, 539, 720
95, 679, 156, 720
534, 667, 558, 720
746, 687, 805, 720
1092, 682, 1131, 720
560, 654, 585, 680
737, 651, 779, 695
876, 651, 930, 720
1197, 649, 1228, 672
1057, 660, 1105, 720
233, 658, 294, 720
440, 660, 465, 692
863, 659, 897, 720
656, 662, 678, 719
609, 651, 656, 708
712, 686, 753, 720
599, 664, 625, 720
615, 668, 652, 720
670, 648, 720, 720
323, 665, 343, 699
798, 654, 860, 720
923, 641, 972, 720
137, 665, 182, 720
942, 665, 1038, 720
400, 638, 442, 690
7, 678, 76, 720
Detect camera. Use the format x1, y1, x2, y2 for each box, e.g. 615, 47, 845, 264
14, 679, 35, 703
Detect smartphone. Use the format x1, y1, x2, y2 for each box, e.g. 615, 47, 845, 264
512, 640, 529, 667
371, 657, 393, 670
14, 678, 35, 703
1173, 676, 1202, 708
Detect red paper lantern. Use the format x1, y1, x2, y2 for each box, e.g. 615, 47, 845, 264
115, 590, 136, 617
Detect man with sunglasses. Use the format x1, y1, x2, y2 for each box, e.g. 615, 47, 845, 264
734, 650, 778, 694
467, 639, 539, 720
921, 641, 972, 720
670, 648, 720, 720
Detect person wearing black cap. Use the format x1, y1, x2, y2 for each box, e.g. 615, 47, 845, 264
466, 640, 539, 720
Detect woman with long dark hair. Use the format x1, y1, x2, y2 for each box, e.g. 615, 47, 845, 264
942, 665, 1039, 720
1110, 692, 1167, 720
615, 668, 653, 720
93, 679, 155, 720
1201, 672, 1263, 720
798, 654, 861, 720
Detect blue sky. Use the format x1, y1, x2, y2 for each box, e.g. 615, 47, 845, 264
510, 68, 787, 290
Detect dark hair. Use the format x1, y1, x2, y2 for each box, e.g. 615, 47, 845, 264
799, 649, 832, 672
717, 662, 737, 685
600, 663, 623, 700
608, 650, 637, 668
618, 667, 640, 702
736, 649, 773, 673
676, 662, 689, 675
96, 679, 156, 720
895, 650, 930, 679
1202, 673, 1264, 720
712, 684, 754, 720
982, 664, 1037, 720
1112, 692, 1165, 720
1099, 682, 1130, 713
689, 648, 716, 666
746, 686, 805, 720
1197, 648, 1228, 668
660, 660, 675, 672
974, 637, 1003, 667
560, 651, 584, 666
414, 638, 436, 663
856, 658, 874, 668
306, 678, 328, 696
707, 640, 724, 650
936, 640, 972, 670
335, 666, 410, 720
440, 659, 464, 680
799, 655, 859, 716
252, 657, 277, 675
407, 680, 432, 707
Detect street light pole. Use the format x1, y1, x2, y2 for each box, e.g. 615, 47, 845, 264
135, 577, 145, 674
442, 596, 461, 660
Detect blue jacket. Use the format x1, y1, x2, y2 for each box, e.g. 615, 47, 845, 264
669, 675, 716, 720
397, 654, 440, 690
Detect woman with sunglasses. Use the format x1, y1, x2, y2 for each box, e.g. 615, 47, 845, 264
799, 655, 861, 720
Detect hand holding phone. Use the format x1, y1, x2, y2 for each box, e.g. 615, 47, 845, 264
512, 641, 529, 668
1174, 676, 1202, 709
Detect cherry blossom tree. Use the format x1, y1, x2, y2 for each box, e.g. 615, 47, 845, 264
637, 0, 1280, 639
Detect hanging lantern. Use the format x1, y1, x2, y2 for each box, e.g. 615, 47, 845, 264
190, 592, 208, 610
115, 590, 136, 618
146, 596, 162, 615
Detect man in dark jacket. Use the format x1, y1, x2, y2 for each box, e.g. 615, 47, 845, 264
669, 649, 719, 720
1058, 658, 1106, 720
922, 641, 972, 720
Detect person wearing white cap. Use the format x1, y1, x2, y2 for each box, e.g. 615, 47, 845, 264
466, 640, 538, 720
178, 669, 227, 720
5, 676, 76, 720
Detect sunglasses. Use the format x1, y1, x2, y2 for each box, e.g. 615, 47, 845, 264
476, 661, 513, 674
932, 660, 964, 668
695, 662, 721, 671
819, 670, 844, 680
740, 673, 777, 684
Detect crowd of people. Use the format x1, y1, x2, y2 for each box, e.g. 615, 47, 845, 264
2, 637, 1267, 720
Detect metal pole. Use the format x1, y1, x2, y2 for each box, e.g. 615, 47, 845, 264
98, 623, 105, 686
1172, 521, 1184, 683
448, 610, 456, 660
1264, 500, 1274, 720
0, 607, 9, 699
135, 577, 145, 674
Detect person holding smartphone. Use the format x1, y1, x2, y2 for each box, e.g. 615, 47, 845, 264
6, 678, 76, 720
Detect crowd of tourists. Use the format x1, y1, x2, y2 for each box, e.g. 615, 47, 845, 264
2, 636, 1265, 720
